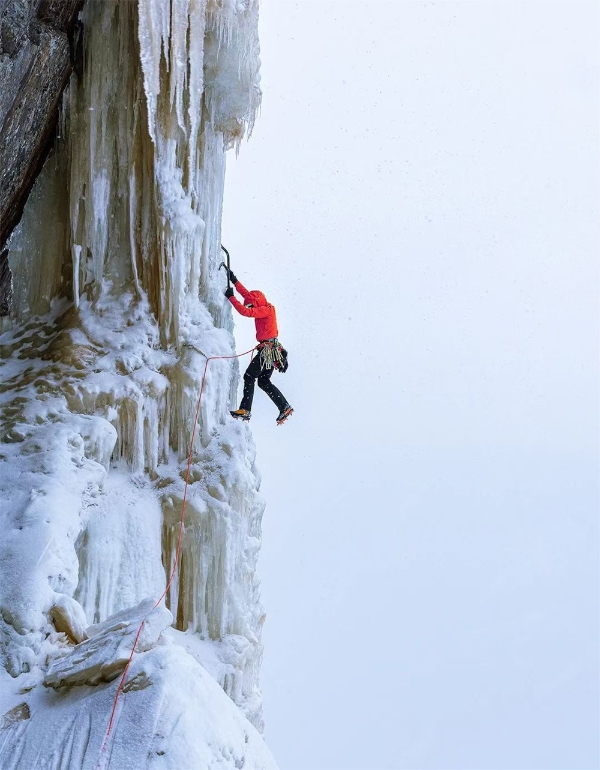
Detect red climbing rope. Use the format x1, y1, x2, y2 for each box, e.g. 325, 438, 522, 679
96, 345, 256, 769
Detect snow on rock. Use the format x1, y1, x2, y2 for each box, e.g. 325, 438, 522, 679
50, 593, 88, 643
0, 644, 276, 770
0, 0, 272, 765
0, 702, 30, 731
44, 599, 172, 688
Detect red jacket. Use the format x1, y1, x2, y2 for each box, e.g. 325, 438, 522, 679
228, 281, 279, 341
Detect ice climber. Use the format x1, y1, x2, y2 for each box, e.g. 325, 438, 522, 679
224, 268, 293, 426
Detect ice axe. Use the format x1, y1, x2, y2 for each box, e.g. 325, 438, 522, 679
219, 245, 231, 290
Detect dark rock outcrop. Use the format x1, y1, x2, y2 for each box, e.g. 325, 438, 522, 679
0, 250, 10, 315
0, 0, 83, 314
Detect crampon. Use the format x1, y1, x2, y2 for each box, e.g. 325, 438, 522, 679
276, 406, 294, 426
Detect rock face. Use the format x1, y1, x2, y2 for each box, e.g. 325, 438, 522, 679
0, 248, 10, 315
0, 0, 83, 312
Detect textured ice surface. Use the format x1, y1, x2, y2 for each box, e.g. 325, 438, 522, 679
0, 0, 271, 766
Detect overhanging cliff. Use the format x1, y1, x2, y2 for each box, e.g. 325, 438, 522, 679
0, 0, 84, 294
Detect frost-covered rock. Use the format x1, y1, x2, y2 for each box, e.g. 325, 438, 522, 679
0, 702, 30, 731
0, 0, 83, 253
50, 593, 88, 643
44, 599, 172, 688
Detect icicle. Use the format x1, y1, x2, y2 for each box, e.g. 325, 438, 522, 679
137, 0, 169, 144
73, 244, 82, 306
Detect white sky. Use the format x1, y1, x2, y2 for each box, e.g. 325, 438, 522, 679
223, 2, 599, 768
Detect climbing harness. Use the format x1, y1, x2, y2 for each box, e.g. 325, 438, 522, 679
257, 338, 287, 372
96, 344, 256, 770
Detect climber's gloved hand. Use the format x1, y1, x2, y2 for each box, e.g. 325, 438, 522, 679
227, 268, 238, 285
224, 286, 234, 299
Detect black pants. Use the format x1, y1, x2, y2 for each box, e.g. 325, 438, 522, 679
240, 355, 288, 412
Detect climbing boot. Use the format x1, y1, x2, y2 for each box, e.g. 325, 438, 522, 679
230, 409, 251, 422
276, 406, 294, 426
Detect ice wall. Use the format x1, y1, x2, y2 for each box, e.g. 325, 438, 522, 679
0, 0, 273, 766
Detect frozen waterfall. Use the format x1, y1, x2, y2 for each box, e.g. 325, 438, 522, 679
0, 0, 276, 767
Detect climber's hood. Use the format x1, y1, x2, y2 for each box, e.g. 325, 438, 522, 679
244, 290, 267, 307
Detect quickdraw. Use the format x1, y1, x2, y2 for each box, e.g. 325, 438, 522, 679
258, 339, 288, 372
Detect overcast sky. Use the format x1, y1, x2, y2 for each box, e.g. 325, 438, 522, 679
223, 2, 599, 768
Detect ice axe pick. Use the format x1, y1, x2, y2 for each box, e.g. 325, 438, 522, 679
219, 245, 231, 290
